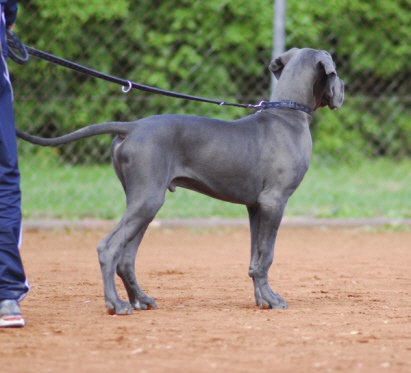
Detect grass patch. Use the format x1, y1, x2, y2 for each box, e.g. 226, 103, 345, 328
20, 156, 411, 220
287, 158, 411, 219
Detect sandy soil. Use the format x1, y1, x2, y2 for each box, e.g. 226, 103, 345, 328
1, 225, 410, 373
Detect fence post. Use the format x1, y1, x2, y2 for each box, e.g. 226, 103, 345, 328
270, 0, 286, 100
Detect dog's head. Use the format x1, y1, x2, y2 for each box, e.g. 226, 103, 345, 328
269, 48, 344, 111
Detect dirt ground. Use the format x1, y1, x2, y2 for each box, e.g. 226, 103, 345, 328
1, 224, 410, 373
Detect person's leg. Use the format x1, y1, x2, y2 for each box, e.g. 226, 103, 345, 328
0, 22, 29, 327
0, 75, 27, 301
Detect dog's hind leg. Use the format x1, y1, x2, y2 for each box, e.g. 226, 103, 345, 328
97, 185, 165, 315
97, 218, 134, 315
247, 199, 288, 309
116, 222, 158, 311
117, 190, 166, 311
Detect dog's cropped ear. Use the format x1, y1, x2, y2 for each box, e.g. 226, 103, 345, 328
316, 51, 336, 98
316, 51, 345, 110
269, 48, 299, 79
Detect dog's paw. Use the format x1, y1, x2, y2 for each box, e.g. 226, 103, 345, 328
259, 293, 288, 310
132, 297, 158, 311
106, 299, 133, 315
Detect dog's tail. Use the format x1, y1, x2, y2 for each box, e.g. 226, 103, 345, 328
16, 121, 135, 146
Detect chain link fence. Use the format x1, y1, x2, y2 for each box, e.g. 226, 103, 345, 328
9, 0, 411, 220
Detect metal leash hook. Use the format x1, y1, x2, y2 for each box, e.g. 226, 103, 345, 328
122, 81, 132, 93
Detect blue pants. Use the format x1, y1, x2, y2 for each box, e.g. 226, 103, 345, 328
0, 7, 29, 301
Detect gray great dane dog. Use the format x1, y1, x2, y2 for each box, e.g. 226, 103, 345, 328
17, 48, 344, 315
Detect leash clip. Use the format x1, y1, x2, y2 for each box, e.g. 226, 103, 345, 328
250, 100, 266, 109
122, 81, 132, 93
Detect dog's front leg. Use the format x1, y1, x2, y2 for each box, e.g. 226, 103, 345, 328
247, 206, 263, 306
248, 201, 288, 309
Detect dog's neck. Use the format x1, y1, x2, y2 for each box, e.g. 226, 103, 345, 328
272, 68, 320, 112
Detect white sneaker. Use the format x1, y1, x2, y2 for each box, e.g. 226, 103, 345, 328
0, 300, 25, 327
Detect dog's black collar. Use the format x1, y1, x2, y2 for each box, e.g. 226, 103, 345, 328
256, 100, 312, 115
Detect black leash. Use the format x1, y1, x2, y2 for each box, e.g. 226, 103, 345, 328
6, 30, 311, 114
26, 45, 255, 108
